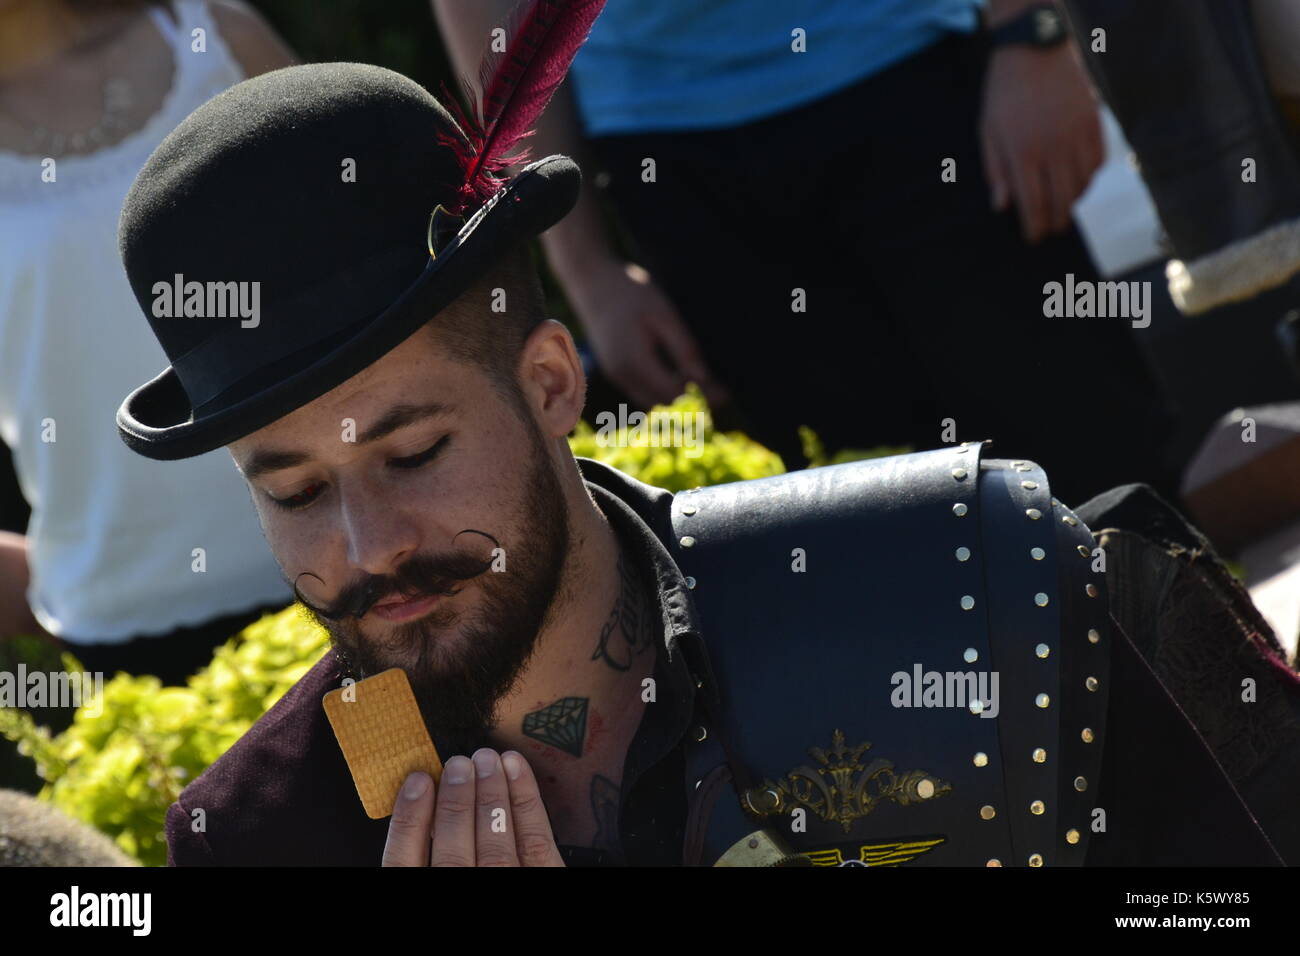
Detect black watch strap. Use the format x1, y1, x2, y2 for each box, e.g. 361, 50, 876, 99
988, 4, 1069, 49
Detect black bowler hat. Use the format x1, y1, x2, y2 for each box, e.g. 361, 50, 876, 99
115, 61, 580, 460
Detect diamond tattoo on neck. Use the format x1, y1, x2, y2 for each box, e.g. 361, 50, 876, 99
522, 696, 590, 757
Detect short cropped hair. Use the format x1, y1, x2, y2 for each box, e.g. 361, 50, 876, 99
423, 241, 548, 409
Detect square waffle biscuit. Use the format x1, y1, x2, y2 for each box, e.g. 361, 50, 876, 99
322, 668, 443, 819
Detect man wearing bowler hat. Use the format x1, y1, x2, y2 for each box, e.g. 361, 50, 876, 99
117, 49, 1300, 866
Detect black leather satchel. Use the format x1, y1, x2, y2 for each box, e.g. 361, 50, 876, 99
669, 442, 1111, 866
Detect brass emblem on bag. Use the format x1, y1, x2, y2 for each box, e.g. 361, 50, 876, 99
743, 729, 951, 833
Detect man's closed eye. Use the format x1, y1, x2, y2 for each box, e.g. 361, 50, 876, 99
267, 436, 451, 511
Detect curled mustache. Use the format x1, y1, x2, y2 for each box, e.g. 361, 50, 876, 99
293, 529, 499, 621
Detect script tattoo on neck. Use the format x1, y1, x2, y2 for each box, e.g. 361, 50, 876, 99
522, 696, 589, 757
591, 549, 654, 671
590, 774, 621, 851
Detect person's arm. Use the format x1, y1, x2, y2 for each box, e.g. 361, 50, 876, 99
432, 0, 729, 409
980, 0, 1104, 243
207, 0, 299, 78
0, 530, 52, 642
432, 1, 611, 309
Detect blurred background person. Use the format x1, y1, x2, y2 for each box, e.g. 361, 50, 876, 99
1062, 0, 1300, 657
0, 0, 297, 692
435, 0, 1177, 504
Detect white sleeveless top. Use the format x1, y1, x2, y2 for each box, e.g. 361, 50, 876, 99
0, 0, 290, 642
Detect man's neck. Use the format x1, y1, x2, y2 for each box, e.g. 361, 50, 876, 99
485, 468, 658, 847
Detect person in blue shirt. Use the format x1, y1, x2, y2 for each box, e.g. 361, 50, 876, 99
436, 0, 1173, 504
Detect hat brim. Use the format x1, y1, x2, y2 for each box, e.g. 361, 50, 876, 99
116, 155, 580, 461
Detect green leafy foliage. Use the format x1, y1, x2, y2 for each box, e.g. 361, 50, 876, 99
570, 385, 785, 490
0, 607, 330, 866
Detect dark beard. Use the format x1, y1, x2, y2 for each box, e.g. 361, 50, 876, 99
304, 427, 571, 756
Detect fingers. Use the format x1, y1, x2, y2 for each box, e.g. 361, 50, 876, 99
385, 751, 563, 867
984, 119, 1050, 243
1011, 145, 1049, 244
980, 123, 1011, 214
381, 771, 435, 867
1045, 158, 1075, 236
1078, 106, 1106, 182
1071, 118, 1105, 210
600, 264, 686, 405
980, 94, 1097, 243
430, 755, 478, 867
647, 309, 719, 400
469, 748, 519, 867
619, 351, 686, 409
502, 751, 565, 867
594, 309, 684, 408
580, 260, 732, 409
1074, 148, 1099, 207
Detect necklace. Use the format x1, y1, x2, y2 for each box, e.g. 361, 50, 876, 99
0, 8, 137, 156
5, 77, 136, 155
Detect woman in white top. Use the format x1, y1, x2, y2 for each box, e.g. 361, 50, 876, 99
0, 0, 297, 682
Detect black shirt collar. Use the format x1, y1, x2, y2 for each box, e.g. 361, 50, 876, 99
576, 459, 705, 651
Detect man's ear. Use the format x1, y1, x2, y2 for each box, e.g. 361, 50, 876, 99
518, 319, 587, 438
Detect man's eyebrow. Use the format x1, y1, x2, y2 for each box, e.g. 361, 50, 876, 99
239, 401, 455, 482
241, 448, 311, 483
356, 401, 455, 445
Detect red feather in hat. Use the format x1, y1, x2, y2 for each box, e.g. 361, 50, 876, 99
438, 0, 607, 217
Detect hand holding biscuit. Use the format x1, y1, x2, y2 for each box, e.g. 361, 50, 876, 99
382, 749, 565, 867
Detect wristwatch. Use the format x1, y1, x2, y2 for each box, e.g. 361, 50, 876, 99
987, 4, 1070, 49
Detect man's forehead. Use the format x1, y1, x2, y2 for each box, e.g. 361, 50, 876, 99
226, 328, 466, 475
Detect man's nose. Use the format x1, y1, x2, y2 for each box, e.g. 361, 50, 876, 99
337, 481, 420, 577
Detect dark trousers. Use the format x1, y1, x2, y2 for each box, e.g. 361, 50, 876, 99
587, 30, 1176, 507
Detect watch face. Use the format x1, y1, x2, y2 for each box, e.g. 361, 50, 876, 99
1033, 8, 1066, 44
